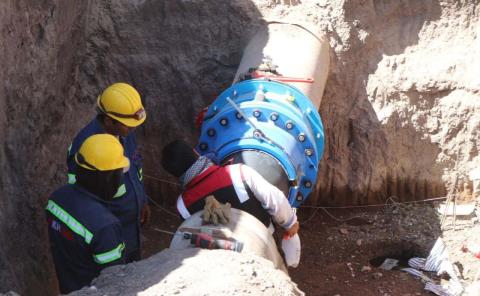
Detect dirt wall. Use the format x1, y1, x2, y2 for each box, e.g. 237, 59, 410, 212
0, 1, 90, 294
312, 0, 480, 205
73, 0, 480, 206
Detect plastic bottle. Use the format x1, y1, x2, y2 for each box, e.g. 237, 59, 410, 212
281, 233, 301, 268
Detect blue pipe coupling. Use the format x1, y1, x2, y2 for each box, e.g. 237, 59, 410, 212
196, 79, 324, 208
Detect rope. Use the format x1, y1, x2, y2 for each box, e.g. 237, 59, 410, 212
142, 173, 182, 219
299, 195, 449, 226
143, 173, 180, 187
146, 195, 181, 219
143, 171, 451, 227
151, 227, 178, 236
299, 196, 448, 210
319, 208, 365, 222
145, 170, 449, 210
300, 208, 319, 225
300, 207, 365, 225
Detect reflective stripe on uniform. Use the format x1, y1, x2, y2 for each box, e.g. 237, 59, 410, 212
113, 184, 126, 198
67, 143, 72, 155
67, 173, 76, 184
138, 168, 143, 181
46, 200, 93, 244
93, 243, 125, 264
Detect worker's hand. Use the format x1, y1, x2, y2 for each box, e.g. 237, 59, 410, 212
202, 195, 231, 225
284, 221, 299, 238
140, 203, 151, 228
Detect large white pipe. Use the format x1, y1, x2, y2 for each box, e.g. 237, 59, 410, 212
170, 209, 287, 272
233, 22, 330, 108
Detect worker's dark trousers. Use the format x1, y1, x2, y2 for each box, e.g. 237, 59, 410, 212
125, 249, 141, 263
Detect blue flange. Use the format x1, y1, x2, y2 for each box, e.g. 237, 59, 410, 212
196, 79, 324, 208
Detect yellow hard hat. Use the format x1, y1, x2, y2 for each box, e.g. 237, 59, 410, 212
75, 134, 130, 171
97, 83, 147, 127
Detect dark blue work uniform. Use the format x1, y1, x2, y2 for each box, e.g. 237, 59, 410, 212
66, 118, 147, 261
46, 184, 125, 294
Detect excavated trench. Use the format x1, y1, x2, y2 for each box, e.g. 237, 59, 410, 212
1, 0, 479, 295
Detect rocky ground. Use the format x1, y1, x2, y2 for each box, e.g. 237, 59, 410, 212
72, 249, 303, 296
134, 198, 480, 296
293, 203, 480, 295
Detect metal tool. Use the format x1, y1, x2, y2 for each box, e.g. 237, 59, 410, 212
183, 232, 243, 253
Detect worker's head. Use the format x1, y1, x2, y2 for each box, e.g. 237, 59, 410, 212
97, 83, 146, 137
161, 140, 198, 178
75, 134, 130, 200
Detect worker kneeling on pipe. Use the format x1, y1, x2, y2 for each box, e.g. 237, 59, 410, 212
161, 140, 301, 267
46, 134, 129, 293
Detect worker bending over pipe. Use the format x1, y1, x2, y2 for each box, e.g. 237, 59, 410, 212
161, 140, 301, 268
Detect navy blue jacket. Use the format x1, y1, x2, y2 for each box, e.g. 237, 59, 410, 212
46, 185, 125, 294
66, 118, 147, 258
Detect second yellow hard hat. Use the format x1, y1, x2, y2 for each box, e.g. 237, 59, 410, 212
75, 134, 130, 171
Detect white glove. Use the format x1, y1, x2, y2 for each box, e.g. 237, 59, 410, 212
281, 233, 301, 268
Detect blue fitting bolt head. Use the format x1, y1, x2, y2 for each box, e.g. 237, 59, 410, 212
305, 149, 313, 156
199, 143, 208, 150
253, 110, 261, 118
220, 118, 228, 126
235, 112, 243, 119
296, 193, 303, 201
304, 180, 312, 188
298, 133, 306, 142
286, 121, 294, 130
270, 112, 279, 121
207, 129, 216, 137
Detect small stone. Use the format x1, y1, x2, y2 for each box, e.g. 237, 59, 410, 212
356, 239, 362, 246
372, 272, 383, 279
361, 265, 372, 272
339, 228, 349, 235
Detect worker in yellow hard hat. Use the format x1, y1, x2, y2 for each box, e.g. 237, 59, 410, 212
66, 83, 150, 263
47, 134, 129, 293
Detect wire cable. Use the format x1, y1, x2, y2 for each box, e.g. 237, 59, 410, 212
146, 195, 181, 219
144, 173, 180, 187
142, 173, 182, 218
299, 196, 447, 210
151, 227, 179, 236
143, 171, 449, 226
300, 195, 448, 226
